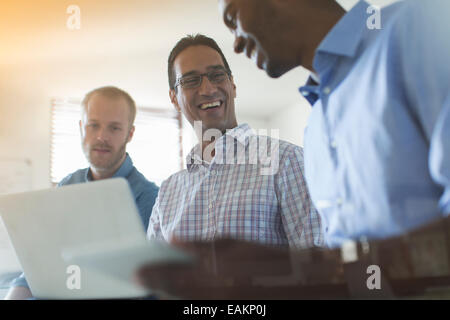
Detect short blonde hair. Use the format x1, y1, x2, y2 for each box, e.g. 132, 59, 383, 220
81, 86, 136, 126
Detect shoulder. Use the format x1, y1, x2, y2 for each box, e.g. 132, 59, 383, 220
157, 169, 190, 193
393, 0, 450, 19
357, 1, 420, 46
251, 135, 304, 177
277, 140, 304, 171
253, 134, 303, 159
278, 138, 303, 156
381, 0, 450, 83
58, 168, 89, 186
127, 167, 159, 196
381, 0, 448, 38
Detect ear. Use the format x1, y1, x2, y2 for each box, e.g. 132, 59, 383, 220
169, 89, 181, 113
79, 120, 84, 137
127, 125, 135, 143
230, 75, 237, 99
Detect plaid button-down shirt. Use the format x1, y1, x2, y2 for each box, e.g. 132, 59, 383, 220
148, 124, 323, 248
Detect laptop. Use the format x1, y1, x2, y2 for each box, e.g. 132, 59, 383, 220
0, 178, 190, 299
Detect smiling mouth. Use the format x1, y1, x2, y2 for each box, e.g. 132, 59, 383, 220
198, 100, 222, 110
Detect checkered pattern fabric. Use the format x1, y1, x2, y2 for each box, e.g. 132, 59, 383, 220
148, 124, 323, 249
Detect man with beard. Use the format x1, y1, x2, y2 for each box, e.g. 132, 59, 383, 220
135, 0, 450, 299
5, 86, 159, 300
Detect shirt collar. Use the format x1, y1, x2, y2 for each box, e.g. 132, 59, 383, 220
299, 1, 371, 107
314, 0, 370, 60
186, 123, 254, 171
299, 76, 320, 106
221, 123, 253, 147
85, 153, 134, 181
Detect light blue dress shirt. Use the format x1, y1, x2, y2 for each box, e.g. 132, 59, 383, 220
301, 0, 450, 247
10, 153, 159, 290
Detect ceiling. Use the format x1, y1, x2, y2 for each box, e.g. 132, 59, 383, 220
0, 0, 397, 118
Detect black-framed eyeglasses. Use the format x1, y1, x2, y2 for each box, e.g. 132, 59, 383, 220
175, 69, 231, 89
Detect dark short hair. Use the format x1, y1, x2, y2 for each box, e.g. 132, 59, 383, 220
168, 34, 233, 91
81, 86, 136, 126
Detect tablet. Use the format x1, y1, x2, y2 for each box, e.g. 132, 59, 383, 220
62, 237, 192, 285
0, 178, 190, 299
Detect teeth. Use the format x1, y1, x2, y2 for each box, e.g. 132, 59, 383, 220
200, 101, 221, 110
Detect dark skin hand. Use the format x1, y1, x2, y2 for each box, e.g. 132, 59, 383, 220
134, 238, 347, 300
135, 216, 450, 299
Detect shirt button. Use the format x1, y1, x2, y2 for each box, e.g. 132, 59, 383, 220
330, 140, 337, 148
336, 198, 343, 206
209, 203, 213, 209
323, 87, 331, 95
301, 91, 309, 96
341, 240, 358, 263
210, 170, 216, 176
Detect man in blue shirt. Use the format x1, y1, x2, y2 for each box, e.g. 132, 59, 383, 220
6, 86, 159, 299
299, 0, 450, 247
135, 0, 450, 299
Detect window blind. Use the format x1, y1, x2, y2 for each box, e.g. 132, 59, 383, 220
50, 98, 184, 186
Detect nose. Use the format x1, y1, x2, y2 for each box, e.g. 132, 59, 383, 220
198, 74, 219, 96
234, 36, 246, 54
96, 127, 109, 142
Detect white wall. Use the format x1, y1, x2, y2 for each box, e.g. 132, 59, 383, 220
0, 65, 52, 190
265, 99, 312, 147
237, 114, 268, 131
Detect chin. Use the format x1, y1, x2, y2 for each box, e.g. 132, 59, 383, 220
265, 68, 283, 78
264, 60, 292, 78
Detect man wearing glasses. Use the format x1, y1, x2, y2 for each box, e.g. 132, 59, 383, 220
147, 34, 323, 250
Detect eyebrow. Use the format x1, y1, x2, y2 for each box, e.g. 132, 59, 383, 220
181, 65, 226, 78
87, 120, 124, 126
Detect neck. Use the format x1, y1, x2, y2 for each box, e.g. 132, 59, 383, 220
201, 139, 216, 163
195, 123, 238, 162
90, 153, 126, 180
299, 0, 346, 72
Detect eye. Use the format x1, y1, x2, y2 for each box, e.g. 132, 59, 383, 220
109, 124, 123, 131
209, 71, 227, 82
181, 76, 200, 88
